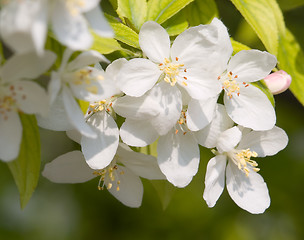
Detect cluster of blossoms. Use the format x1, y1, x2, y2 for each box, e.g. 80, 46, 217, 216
0, 1, 289, 213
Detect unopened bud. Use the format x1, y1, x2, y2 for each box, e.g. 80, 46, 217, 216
264, 70, 292, 95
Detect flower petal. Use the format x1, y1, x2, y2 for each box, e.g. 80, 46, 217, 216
226, 161, 270, 214
224, 84, 276, 131
62, 86, 96, 138
66, 50, 107, 71
195, 104, 234, 148
179, 68, 222, 99
157, 127, 200, 187
14, 80, 48, 116
81, 111, 119, 169
149, 82, 182, 135
42, 151, 95, 183
237, 126, 288, 157
66, 129, 81, 144
120, 119, 159, 147
117, 143, 165, 180
113, 93, 160, 120
51, 2, 92, 50
115, 58, 161, 97
228, 50, 277, 83
0, 111, 22, 162
186, 96, 217, 131
48, 71, 62, 105
203, 155, 227, 208
107, 166, 143, 208
139, 21, 170, 63
1, 51, 56, 82
217, 126, 242, 153
85, 5, 114, 38
37, 93, 74, 131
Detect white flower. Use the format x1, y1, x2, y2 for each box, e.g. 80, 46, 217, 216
200, 107, 288, 213
38, 49, 120, 137
0, 51, 56, 161
0, 0, 113, 54
42, 143, 165, 208
199, 19, 277, 131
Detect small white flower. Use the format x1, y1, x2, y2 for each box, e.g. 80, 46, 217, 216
38, 49, 120, 137
199, 107, 288, 213
0, 51, 56, 161
42, 143, 165, 208
199, 19, 277, 131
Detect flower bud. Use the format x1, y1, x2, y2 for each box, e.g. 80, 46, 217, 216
264, 70, 292, 95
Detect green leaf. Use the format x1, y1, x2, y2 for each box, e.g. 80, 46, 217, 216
230, 0, 285, 55
146, 0, 195, 24
78, 100, 90, 114
277, 0, 304, 11
117, 0, 147, 30
151, 180, 176, 210
137, 140, 158, 157
183, 0, 218, 26
91, 32, 123, 54
7, 114, 41, 209
277, 29, 304, 106
106, 14, 140, 49
231, 38, 251, 54
162, 11, 188, 36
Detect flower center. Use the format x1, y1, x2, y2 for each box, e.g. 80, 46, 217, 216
218, 71, 247, 99
93, 162, 125, 191
175, 110, 188, 135
71, 68, 104, 95
66, 0, 85, 16
0, 84, 26, 121
87, 96, 117, 117
229, 148, 259, 177
159, 57, 187, 86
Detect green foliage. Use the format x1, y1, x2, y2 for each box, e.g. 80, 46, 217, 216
91, 33, 124, 54
162, 12, 188, 36
278, 29, 304, 105
230, 0, 285, 56
277, 0, 304, 11
150, 180, 176, 210
106, 14, 140, 49
182, 0, 218, 26
231, 38, 251, 54
7, 114, 41, 209
117, 0, 147, 31
146, 0, 195, 24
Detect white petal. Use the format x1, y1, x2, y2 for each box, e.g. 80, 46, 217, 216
13, 80, 48, 116
66, 50, 107, 71
217, 126, 242, 153
120, 119, 159, 147
51, 2, 92, 50
149, 82, 182, 135
85, 5, 114, 38
228, 50, 277, 83
0, 0, 48, 54
157, 127, 200, 188
195, 104, 234, 148
203, 155, 227, 208
113, 93, 160, 120
62, 86, 96, 138
37, 93, 74, 131
179, 68, 222, 99
105, 58, 127, 79
117, 143, 165, 180
139, 21, 170, 63
226, 162, 270, 214
0, 111, 22, 162
1, 51, 56, 82
42, 151, 95, 183
107, 166, 143, 208
66, 129, 82, 144
81, 111, 119, 169
48, 71, 62, 105
224, 84, 276, 131
115, 58, 161, 97
186, 96, 217, 131
237, 126, 288, 157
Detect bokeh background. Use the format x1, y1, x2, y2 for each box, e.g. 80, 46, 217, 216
1, 1, 304, 239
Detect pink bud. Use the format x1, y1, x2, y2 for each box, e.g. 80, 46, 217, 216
264, 70, 292, 95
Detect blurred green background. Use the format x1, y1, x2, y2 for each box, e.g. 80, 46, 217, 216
1, 1, 304, 239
